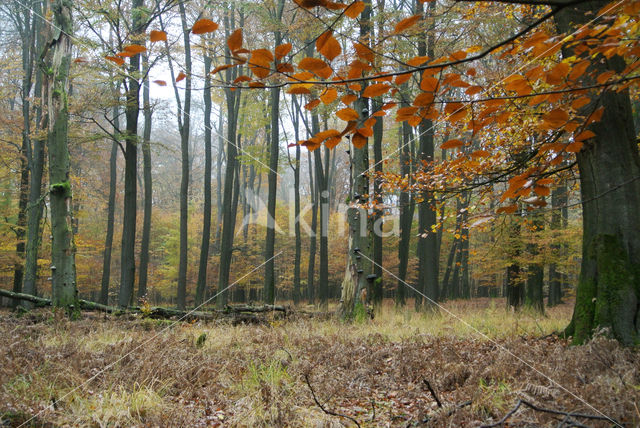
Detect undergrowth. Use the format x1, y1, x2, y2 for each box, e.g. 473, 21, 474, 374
1, 298, 637, 427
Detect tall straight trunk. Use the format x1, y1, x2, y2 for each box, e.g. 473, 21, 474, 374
175, 2, 192, 310
138, 55, 153, 301
118, 0, 144, 308
396, 113, 414, 306
314, 143, 329, 309
214, 112, 224, 253
100, 102, 119, 305
46, 0, 76, 308
415, 0, 438, 310
548, 181, 566, 307
196, 52, 213, 306
525, 210, 544, 312
217, 9, 243, 308
459, 192, 470, 298
23, 0, 46, 305
441, 238, 458, 299
557, 1, 640, 345
506, 206, 524, 309
340, 0, 372, 318
371, 99, 384, 308
291, 98, 302, 304
307, 151, 317, 304
263, 0, 285, 305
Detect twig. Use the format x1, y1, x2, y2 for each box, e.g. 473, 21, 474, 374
481, 399, 622, 427
304, 373, 361, 428
423, 379, 443, 408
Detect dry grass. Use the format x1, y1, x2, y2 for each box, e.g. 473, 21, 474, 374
1, 299, 638, 427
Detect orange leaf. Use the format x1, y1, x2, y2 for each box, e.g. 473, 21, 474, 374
123, 44, 146, 54
341, 94, 357, 105
574, 130, 595, 141
105, 55, 125, 66
352, 132, 367, 148
275, 43, 292, 60
320, 88, 338, 104
348, 83, 362, 91
393, 14, 421, 34
357, 126, 373, 137
353, 42, 374, 63
420, 75, 438, 92
299, 57, 328, 71
317, 32, 341, 61
287, 85, 311, 94
569, 60, 590, 81
248, 82, 265, 88
571, 96, 590, 110
176, 72, 186, 82
470, 149, 491, 158
192, 19, 219, 34
305, 99, 321, 110
413, 92, 434, 107
211, 64, 234, 74
150, 30, 167, 42
344, 1, 365, 18
596, 70, 615, 84
406, 56, 429, 67
533, 185, 550, 196
325, 137, 342, 149
497, 204, 518, 214
372, 110, 386, 117
362, 83, 390, 98
153, 80, 167, 86
465, 85, 483, 96
545, 62, 570, 85
565, 141, 584, 152
542, 108, 569, 128
277, 63, 295, 73
227, 28, 243, 52
586, 106, 604, 124
392, 75, 411, 88
233, 75, 251, 84
336, 107, 359, 121
448, 50, 467, 61
441, 139, 464, 149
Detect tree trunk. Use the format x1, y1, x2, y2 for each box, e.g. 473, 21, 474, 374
176, 2, 192, 310
138, 54, 153, 302
396, 112, 414, 306
217, 9, 243, 309
307, 151, 317, 304
46, 0, 76, 309
371, 99, 384, 308
556, 1, 640, 344
526, 210, 545, 313
118, 0, 144, 308
196, 50, 213, 306
548, 181, 566, 307
506, 206, 524, 310
101, 103, 119, 305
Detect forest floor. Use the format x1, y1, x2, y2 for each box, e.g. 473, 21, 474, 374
0, 298, 637, 427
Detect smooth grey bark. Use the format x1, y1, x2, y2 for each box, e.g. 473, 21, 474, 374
314, 130, 329, 310
548, 181, 567, 307
196, 51, 214, 306
525, 210, 545, 313
506, 205, 524, 310
371, 99, 384, 308
118, 0, 144, 308
100, 103, 119, 305
307, 150, 317, 304
217, 9, 243, 308
415, 0, 439, 310
46, 0, 77, 308
138, 54, 153, 301
170, 2, 192, 310
214, 112, 224, 253
263, 0, 285, 305
396, 109, 414, 306
290, 97, 302, 304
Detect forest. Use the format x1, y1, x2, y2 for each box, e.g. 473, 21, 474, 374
0, 0, 639, 425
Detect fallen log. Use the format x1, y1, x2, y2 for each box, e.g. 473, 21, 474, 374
0, 288, 286, 322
